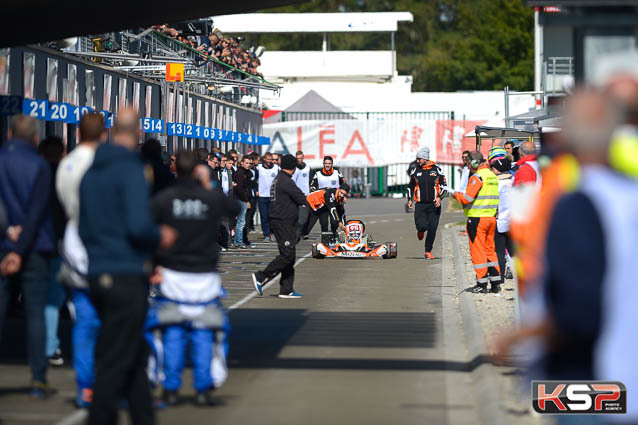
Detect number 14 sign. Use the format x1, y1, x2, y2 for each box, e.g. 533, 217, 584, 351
141, 117, 164, 134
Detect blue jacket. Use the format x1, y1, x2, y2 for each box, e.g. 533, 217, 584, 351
0, 139, 55, 255
79, 143, 159, 277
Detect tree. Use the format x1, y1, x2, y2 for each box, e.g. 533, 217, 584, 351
238, 0, 533, 92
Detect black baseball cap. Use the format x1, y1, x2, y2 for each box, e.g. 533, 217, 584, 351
281, 154, 296, 170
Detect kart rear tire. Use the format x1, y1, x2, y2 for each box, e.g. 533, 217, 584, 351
382, 242, 398, 259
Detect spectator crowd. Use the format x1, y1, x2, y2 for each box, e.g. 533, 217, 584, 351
0, 111, 350, 424
5, 49, 638, 424
153, 24, 263, 78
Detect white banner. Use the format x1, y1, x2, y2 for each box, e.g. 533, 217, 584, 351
263, 120, 437, 168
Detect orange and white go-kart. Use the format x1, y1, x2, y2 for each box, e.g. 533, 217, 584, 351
311, 220, 398, 259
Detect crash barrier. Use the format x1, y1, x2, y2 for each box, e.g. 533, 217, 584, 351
280, 111, 454, 122
0, 46, 265, 153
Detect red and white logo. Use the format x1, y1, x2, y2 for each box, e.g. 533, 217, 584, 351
532, 381, 626, 414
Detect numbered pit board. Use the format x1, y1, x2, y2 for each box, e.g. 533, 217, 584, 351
141, 117, 164, 134
1, 95, 24, 116
2, 95, 271, 146
22, 99, 48, 119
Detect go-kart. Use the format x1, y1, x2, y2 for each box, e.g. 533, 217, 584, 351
311, 220, 398, 259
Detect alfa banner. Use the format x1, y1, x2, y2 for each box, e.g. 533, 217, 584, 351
262, 119, 488, 168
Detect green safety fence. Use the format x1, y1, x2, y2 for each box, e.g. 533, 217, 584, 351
282, 111, 454, 122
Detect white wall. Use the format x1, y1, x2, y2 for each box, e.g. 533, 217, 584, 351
261, 51, 394, 80
262, 82, 536, 121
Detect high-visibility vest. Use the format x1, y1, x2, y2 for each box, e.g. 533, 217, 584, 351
465, 167, 499, 217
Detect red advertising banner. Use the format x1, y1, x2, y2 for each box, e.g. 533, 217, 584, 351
435, 120, 488, 165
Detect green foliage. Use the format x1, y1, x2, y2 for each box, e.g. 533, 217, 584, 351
235, 0, 533, 92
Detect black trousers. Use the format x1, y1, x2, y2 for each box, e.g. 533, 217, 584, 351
494, 230, 514, 284
88, 275, 154, 425
245, 196, 257, 232
414, 202, 441, 252
296, 204, 310, 241
218, 223, 229, 249
258, 220, 296, 295
305, 207, 338, 236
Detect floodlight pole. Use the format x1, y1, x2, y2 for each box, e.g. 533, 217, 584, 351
391, 32, 396, 77
504, 86, 510, 128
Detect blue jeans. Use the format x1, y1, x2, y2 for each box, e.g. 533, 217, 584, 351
71, 289, 100, 392
257, 197, 271, 237
0, 251, 49, 382
162, 325, 229, 392
45, 257, 66, 357
234, 201, 248, 245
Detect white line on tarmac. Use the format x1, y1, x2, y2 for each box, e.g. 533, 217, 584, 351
54, 409, 87, 425
55, 252, 312, 425
227, 252, 312, 310
368, 221, 377, 224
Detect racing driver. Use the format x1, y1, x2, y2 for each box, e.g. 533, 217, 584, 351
407, 147, 447, 259
310, 156, 345, 191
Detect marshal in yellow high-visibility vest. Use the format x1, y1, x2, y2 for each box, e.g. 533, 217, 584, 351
464, 167, 499, 217
166, 63, 184, 82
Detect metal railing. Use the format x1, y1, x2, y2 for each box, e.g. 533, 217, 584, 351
63, 29, 281, 109
546, 56, 574, 75
543, 56, 574, 94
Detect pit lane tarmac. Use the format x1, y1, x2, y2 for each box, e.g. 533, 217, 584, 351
158, 198, 479, 425
0, 198, 485, 425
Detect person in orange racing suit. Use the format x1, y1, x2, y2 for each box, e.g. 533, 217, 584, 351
298, 185, 349, 241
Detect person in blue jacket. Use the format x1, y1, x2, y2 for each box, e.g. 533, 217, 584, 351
79, 108, 176, 425
0, 115, 55, 398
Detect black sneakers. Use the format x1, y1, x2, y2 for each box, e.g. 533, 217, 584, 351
195, 389, 216, 407
162, 390, 179, 407
468, 285, 488, 294
490, 284, 501, 295
48, 348, 64, 366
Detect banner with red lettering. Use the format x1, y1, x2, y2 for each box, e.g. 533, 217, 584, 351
435, 120, 489, 165
262, 120, 437, 168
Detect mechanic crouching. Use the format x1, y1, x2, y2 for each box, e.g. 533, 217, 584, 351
298, 184, 350, 241
147, 151, 240, 406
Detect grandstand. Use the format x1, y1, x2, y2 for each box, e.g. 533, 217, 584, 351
0, 16, 286, 153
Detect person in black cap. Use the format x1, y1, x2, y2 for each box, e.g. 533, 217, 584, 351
251, 154, 307, 299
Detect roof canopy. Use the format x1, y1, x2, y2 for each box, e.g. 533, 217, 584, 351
284, 90, 343, 113
211, 12, 414, 33
0, 0, 304, 48
468, 126, 540, 140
